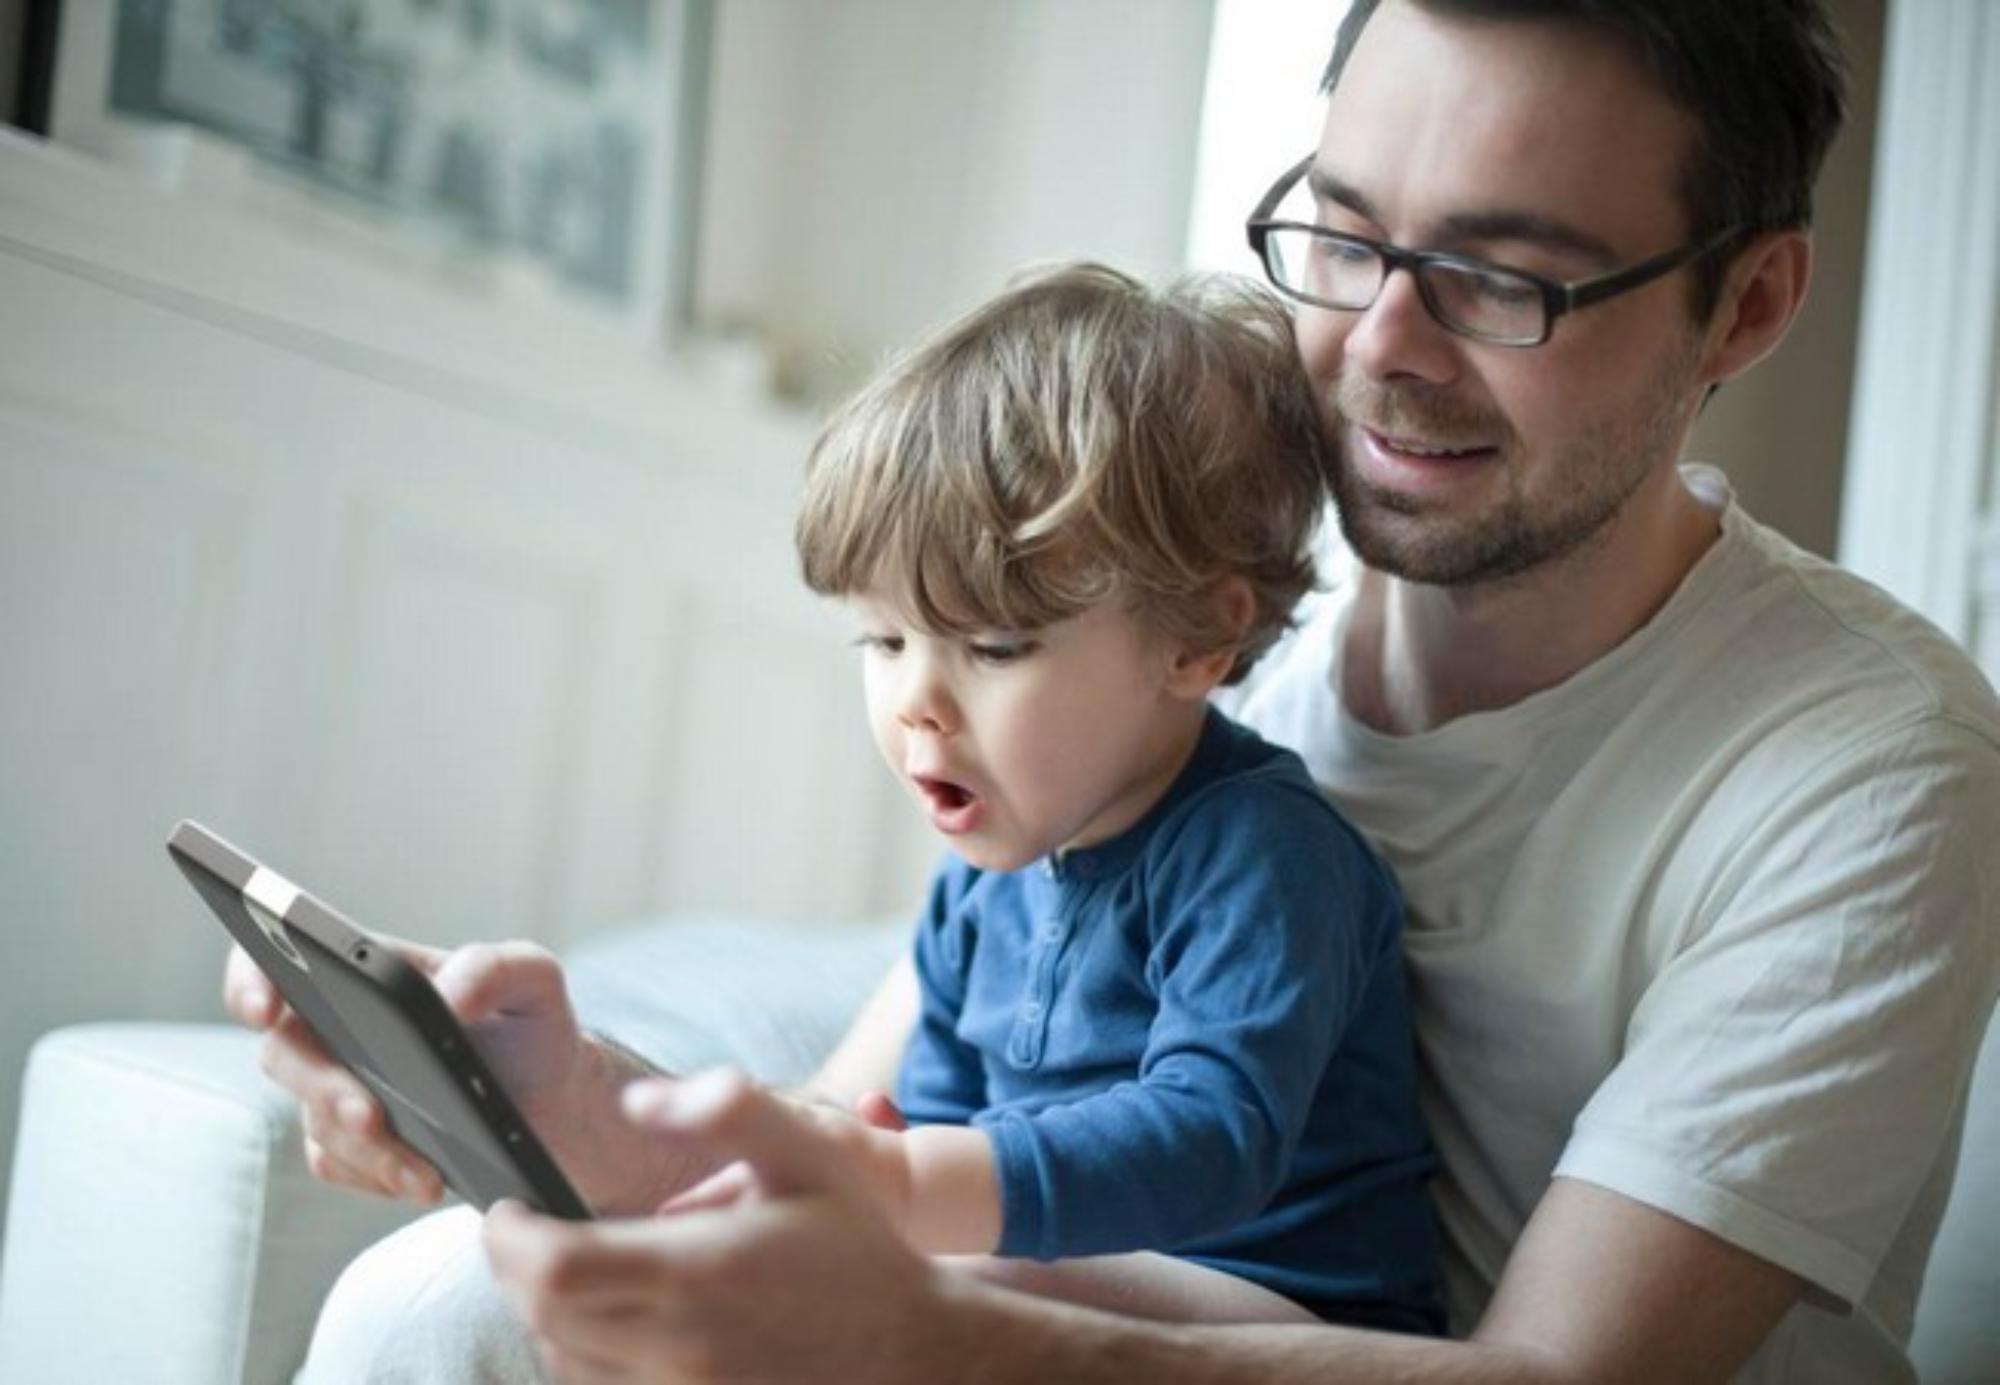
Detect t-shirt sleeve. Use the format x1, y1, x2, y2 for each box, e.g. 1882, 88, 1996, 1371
1556, 715, 2000, 1308
976, 778, 1402, 1260
892, 857, 990, 1127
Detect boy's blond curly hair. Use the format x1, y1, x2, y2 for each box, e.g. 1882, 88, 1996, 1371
795, 261, 1332, 684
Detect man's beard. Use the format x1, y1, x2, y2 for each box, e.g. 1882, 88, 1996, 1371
1329, 346, 1698, 588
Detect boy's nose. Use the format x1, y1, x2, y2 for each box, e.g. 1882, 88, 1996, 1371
895, 658, 959, 735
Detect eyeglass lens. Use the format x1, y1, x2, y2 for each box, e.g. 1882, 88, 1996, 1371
1263, 227, 1546, 344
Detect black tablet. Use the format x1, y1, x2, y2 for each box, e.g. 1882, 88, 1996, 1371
168, 820, 590, 1219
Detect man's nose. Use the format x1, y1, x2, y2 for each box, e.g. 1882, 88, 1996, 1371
1340, 268, 1461, 388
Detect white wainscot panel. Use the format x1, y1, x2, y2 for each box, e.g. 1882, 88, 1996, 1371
0, 406, 267, 1249
644, 590, 911, 926
297, 495, 600, 947
0, 407, 262, 1005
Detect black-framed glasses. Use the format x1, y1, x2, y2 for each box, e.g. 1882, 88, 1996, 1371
1246, 156, 1740, 347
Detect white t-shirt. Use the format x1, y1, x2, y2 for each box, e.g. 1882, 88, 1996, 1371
1231, 467, 2000, 1383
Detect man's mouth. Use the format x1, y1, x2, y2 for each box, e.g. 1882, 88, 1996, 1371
1365, 427, 1497, 461
1349, 425, 1504, 496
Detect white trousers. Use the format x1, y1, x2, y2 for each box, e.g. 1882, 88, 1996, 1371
296, 1207, 546, 1385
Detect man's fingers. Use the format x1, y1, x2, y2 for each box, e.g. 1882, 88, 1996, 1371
432, 941, 569, 1024
485, 1205, 698, 1382
486, 1202, 685, 1316
222, 945, 279, 1029
656, 1159, 756, 1216
257, 1014, 442, 1200
301, 1136, 445, 1204
624, 1070, 866, 1202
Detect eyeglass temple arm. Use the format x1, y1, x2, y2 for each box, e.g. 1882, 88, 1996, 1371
1245, 155, 1316, 248
1558, 230, 1741, 313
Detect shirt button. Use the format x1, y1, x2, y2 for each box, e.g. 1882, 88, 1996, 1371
1042, 923, 1063, 943
1021, 1001, 1044, 1021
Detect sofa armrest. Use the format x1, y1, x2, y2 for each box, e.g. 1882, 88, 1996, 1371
0, 1023, 419, 1385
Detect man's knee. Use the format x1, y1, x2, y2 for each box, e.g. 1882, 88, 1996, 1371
298, 1206, 547, 1384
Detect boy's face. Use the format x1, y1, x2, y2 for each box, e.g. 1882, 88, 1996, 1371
850, 592, 1209, 872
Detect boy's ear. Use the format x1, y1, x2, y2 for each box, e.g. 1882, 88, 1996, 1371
1164, 578, 1256, 699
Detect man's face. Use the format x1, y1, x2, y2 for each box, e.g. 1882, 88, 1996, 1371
1297, 2, 1714, 586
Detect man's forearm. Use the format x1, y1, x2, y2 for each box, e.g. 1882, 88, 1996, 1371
937, 1280, 1557, 1385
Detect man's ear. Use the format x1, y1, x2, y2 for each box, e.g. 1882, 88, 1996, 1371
1699, 229, 1813, 389
1164, 578, 1256, 700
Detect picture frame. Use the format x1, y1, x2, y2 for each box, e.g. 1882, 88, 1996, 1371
24, 0, 711, 344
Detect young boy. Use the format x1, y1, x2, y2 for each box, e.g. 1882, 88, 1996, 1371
672, 263, 1441, 1332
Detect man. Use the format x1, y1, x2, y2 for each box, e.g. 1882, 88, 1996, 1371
234, 2, 2000, 1381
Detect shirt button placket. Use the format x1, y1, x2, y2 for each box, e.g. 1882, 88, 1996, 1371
1009, 914, 1068, 1069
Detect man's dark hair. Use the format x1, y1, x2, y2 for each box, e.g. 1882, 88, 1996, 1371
1322, 0, 1849, 318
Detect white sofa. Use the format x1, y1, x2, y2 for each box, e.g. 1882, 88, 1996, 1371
1, 915, 1995, 1383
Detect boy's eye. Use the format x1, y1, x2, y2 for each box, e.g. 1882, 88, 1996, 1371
855, 633, 904, 656
969, 638, 1037, 665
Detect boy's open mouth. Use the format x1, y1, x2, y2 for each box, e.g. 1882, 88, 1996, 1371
913, 774, 984, 834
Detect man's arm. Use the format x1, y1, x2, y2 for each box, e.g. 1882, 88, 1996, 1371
484, 1076, 1804, 1384
919, 1181, 1800, 1385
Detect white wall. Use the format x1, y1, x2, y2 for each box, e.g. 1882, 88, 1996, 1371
693, 0, 1215, 400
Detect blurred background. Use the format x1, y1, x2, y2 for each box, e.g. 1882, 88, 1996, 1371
0, 0, 1992, 1251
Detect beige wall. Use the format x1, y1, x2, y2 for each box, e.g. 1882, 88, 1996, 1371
1686, 0, 1885, 557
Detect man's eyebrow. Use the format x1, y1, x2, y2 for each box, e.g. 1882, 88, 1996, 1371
1435, 210, 1621, 268
1306, 166, 1377, 221
1305, 165, 1621, 268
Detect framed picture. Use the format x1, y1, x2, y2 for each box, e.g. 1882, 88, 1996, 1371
30, 0, 711, 342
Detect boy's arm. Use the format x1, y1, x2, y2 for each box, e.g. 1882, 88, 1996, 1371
837, 1122, 1003, 1253
801, 953, 919, 1103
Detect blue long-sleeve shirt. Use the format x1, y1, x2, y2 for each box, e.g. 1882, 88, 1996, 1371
895, 708, 1442, 1330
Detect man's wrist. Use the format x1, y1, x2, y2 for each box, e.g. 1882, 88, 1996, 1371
559, 1030, 690, 1214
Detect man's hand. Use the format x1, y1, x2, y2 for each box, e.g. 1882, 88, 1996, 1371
645, 1079, 909, 1215
641, 1078, 1001, 1254
223, 938, 591, 1206
484, 1070, 953, 1383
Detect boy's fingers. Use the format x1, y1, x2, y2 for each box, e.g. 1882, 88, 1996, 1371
854, 1089, 908, 1132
